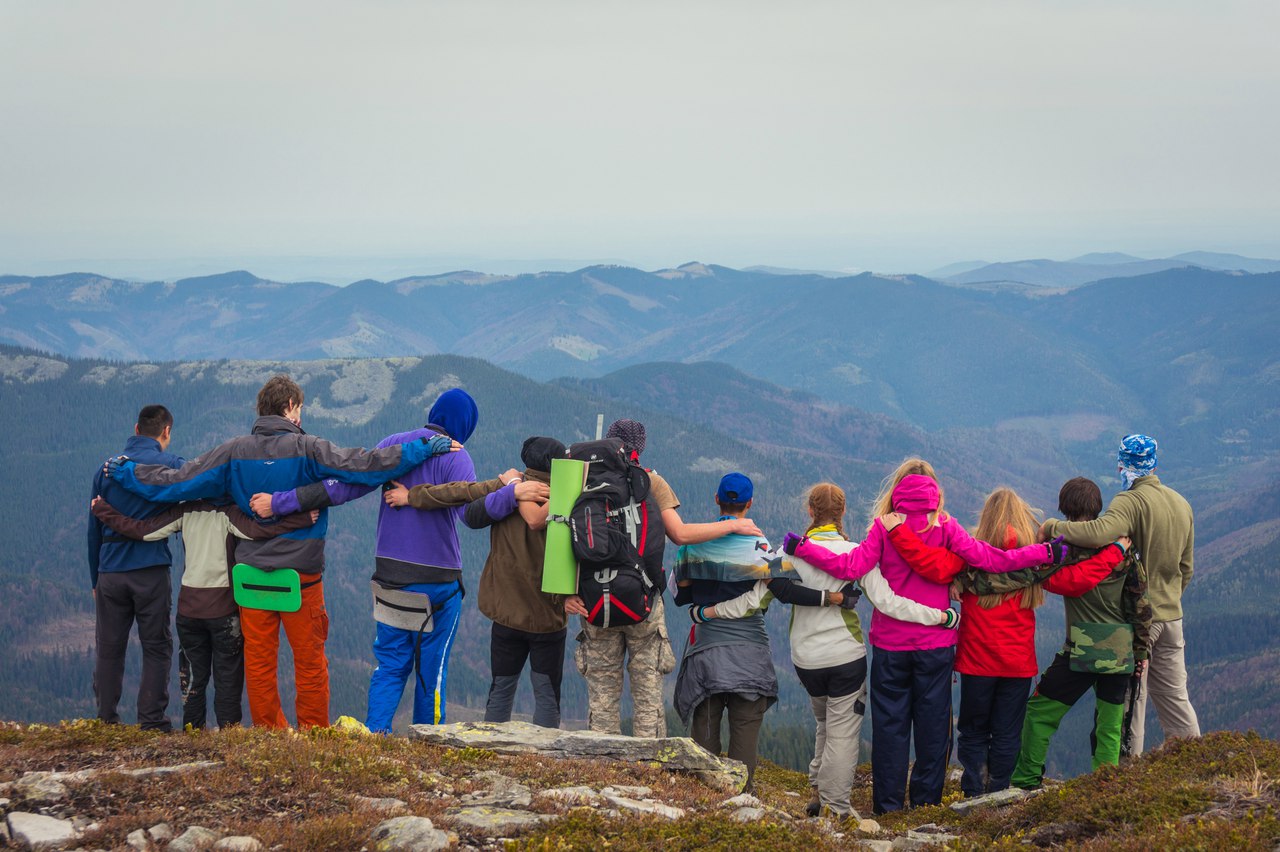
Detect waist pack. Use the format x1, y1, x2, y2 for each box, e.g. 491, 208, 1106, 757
371, 582, 437, 633
231, 563, 307, 612
1067, 622, 1135, 675
564, 438, 666, 629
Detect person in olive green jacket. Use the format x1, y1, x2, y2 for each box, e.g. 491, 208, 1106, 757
1040, 435, 1198, 754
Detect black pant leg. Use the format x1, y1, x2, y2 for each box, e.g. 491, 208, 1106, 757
726, 694, 770, 791
527, 628, 567, 728
986, 677, 1034, 792
485, 622, 532, 723
131, 566, 173, 731
210, 614, 245, 728
176, 615, 213, 730
957, 674, 996, 797
870, 649, 914, 814
908, 647, 956, 808
94, 572, 137, 724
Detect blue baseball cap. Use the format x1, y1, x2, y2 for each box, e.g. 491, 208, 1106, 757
717, 472, 753, 504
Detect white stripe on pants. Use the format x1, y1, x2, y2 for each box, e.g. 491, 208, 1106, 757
1129, 618, 1200, 754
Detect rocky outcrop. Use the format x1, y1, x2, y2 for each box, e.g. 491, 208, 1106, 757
408, 720, 747, 791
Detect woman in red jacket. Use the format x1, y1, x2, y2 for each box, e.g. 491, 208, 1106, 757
883, 487, 1129, 798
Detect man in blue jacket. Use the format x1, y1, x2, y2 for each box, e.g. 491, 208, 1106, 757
89, 404, 185, 731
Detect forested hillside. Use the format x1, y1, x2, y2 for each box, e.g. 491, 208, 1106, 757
1, 343, 1276, 779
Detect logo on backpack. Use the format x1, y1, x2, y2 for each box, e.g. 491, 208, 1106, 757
565, 438, 665, 629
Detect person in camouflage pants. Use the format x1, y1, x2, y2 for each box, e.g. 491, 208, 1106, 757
568, 420, 761, 738
1012, 477, 1154, 788
576, 596, 675, 737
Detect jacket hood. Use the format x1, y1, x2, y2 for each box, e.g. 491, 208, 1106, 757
520, 436, 565, 473
428, 389, 479, 444
892, 474, 941, 515
252, 415, 303, 436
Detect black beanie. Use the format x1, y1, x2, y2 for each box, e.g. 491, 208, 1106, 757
521, 436, 566, 473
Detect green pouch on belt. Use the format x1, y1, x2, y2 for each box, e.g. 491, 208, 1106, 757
1068, 622, 1135, 675
232, 563, 302, 613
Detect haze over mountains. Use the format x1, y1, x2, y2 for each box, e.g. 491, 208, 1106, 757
2, 254, 1278, 777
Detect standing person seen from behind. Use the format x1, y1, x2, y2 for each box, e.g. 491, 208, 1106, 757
88, 404, 184, 731
1040, 435, 1198, 753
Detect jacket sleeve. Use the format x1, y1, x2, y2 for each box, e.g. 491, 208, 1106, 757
1123, 557, 1154, 662
886, 524, 966, 583
463, 483, 518, 530
858, 567, 949, 625
1041, 543, 1125, 597
273, 480, 334, 515
301, 435, 438, 488
1042, 495, 1137, 549
764, 577, 825, 608
91, 498, 187, 542
408, 478, 501, 510
941, 520, 1051, 573
793, 522, 885, 581
111, 444, 229, 503
222, 504, 317, 540
1180, 518, 1195, 593
709, 579, 774, 619
87, 475, 103, 589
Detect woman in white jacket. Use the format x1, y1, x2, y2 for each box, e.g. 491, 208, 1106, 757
692, 483, 958, 818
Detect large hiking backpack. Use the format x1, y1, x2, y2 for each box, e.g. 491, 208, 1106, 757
566, 438, 666, 628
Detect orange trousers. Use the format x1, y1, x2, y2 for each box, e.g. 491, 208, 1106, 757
240, 579, 330, 729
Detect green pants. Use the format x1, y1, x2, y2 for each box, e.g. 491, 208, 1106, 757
1012, 653, 1130, 789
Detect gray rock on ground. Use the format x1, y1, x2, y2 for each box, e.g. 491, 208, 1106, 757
601, 795, 685, 820
167, 826, 222, 852
409, 720, 747, 791
889, 824, 961, 849
353, 796, 409, 814
6, 812, 78, 850
730, 806, 766, 822
860, 841, 894, 852
126, 827, 153, 850
460, 771, 533, 808
148, 823, 174, 842
947, 786, 1039, 814
600, 785, 651, 798
443, 806, 556, 836
13, 773, 69, 805
211, 836, 264, 852
719, 793, 762, 809
368, 816, 451, 852
535, 786, 600, 806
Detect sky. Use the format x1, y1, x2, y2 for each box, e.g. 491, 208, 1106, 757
2, 0, 1278, 281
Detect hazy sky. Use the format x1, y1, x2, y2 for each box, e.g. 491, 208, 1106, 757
2, 1, 1278, 280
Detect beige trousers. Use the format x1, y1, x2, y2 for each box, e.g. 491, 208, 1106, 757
1128, 618, 1200, 753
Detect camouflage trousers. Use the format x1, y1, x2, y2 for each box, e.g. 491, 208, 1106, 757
575, 596, 677, 738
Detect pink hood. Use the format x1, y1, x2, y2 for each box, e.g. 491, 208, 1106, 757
892, 474, 941, 520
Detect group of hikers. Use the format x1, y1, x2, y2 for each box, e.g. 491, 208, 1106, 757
88, 374, 1200, 815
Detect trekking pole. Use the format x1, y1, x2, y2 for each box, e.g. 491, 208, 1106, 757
1120, 671, 1141, 758
595, 413, 604, 440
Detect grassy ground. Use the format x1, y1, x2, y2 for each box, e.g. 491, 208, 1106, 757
1, 722, 1277, 850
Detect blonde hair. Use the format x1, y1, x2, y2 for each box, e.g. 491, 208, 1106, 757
805, 483, 848, 540
970, 487, 1045, 610
870, 458, 946, 531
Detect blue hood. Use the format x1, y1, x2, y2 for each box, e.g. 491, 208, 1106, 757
428, 388, 479, 444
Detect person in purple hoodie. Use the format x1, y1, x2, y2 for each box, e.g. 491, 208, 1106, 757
252, 389, 494, 732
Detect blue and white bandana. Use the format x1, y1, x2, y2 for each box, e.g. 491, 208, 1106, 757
1117, 434, 1157, 491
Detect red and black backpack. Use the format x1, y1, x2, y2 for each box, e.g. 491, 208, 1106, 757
565, 438, 666, 628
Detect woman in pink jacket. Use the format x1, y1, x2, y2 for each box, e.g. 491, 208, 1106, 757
781, 459, 1065, 814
